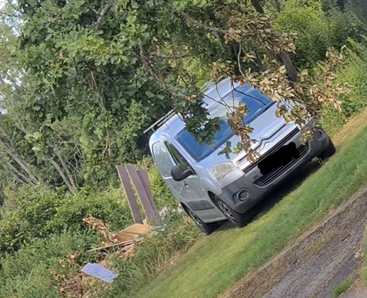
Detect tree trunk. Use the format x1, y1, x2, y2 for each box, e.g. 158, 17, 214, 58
279, 51, 298, 82
250, 0, 298, 81
337, 0, 345, 11
53, 146, 78, 191
0, 139, 39, 185
251, 0, 265, 14
8, 163, 36, 186
47, 156, 74, 192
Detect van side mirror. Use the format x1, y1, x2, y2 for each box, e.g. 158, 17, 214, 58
171, 165, 193, 181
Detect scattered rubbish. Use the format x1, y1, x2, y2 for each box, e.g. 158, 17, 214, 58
83, 216, 151, 258
159, 206, 169, 217
151, 223, 168, 233
81, 263, 118, 283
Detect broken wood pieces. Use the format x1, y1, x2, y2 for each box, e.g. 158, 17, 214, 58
84, 217, 151, 258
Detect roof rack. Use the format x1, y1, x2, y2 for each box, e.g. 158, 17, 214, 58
143, 110, 177, 134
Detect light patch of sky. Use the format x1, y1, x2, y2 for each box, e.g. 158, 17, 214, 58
0, 0, 19, 115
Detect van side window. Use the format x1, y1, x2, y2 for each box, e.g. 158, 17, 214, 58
152, 141, 173, 178
165, 142, 191, 171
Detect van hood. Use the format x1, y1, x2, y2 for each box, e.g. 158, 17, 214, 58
200, 103, 288, 165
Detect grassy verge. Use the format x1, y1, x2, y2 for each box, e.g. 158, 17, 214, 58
333, 279, 354, 297
126, 114, 367, 298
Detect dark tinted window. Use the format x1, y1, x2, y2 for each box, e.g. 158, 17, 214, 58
165, 142, 191, 171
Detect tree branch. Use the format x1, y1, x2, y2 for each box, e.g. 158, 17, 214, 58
47, 156, 73, 192
53, 146, 78, 191
0, 138, 39, 184
248, 0, 299, 81
279, 51, 298, 82
250, 0, 265, 14
136, 45, 179, 100
178, 11, 226, 34
94, 2, 111, 30
8, 163, 36, 186
149, 53, 190, 60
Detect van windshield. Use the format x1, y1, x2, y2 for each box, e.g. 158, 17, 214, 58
175, 86, 274, 162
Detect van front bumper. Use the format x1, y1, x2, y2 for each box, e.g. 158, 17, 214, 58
217, 130, 330, 214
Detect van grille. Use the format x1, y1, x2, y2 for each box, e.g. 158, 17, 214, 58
242, 128, 300, 174
254, 143, 310, 187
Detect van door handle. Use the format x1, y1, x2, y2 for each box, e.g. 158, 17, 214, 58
183, 181, 188, 187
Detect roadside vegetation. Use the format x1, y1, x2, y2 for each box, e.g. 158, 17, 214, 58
333, 279, 354, 297
1, 0, 367, 298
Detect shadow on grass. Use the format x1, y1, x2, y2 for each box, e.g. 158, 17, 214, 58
217, 160, 322, 232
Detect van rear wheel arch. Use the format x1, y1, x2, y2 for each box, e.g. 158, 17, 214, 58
181, 202, 218, 235
180, 202, 190, 216
208, 191, 219, 207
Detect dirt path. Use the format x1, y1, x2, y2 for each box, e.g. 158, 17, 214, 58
220, 185, 367, 298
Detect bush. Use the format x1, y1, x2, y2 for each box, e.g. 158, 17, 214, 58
326, 8, 366, 49
321, 39, 367, 134
274, 0, 330, 68
0, 231, 100, 298
0, 185, 133, 253
0, 211, 199, 298
273, 0, 366, 68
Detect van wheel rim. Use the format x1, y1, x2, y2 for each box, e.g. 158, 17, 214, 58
218, 201, 238, 225
188, 209, 205, 231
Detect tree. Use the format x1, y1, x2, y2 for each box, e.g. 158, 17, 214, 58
1, 0, 175, 189
0, 0, 350, 190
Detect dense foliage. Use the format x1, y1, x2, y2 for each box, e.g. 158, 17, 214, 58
0, 0, 365, 190
0, 0, 367, 297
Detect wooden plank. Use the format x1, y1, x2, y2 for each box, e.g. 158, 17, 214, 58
122, 222, 151, 235
125, 164, 159, 223
137, 169, 159, 218
116, 166, 143, 224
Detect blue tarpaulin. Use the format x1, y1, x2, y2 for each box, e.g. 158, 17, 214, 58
81, 263, 118, 283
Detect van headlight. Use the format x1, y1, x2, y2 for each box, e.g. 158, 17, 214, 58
208, 161, 236, 181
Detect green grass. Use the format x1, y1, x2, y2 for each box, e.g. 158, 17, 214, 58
333, 279, 354, 297
127, 122, 367, 298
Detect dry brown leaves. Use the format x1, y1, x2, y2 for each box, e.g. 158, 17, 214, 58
50, 216, 148, 298
50, 253, 88, 298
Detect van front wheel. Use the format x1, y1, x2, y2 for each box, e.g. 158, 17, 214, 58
217, 199, 248, 228
318, 138, 336, 162
186, 207, 218, 235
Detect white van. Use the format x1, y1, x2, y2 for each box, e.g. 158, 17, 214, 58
147, 78, 335, 235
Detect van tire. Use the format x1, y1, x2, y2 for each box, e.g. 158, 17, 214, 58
185, 206, 218, 236
318, 138, 336, 162
216, 199, 248, 228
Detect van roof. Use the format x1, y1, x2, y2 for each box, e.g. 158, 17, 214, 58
148, 77, 243, 147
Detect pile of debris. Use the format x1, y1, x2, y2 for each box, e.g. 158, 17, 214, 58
82, 216, 152, 259
50, 216, 154, 298
49, 162, 184, 297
